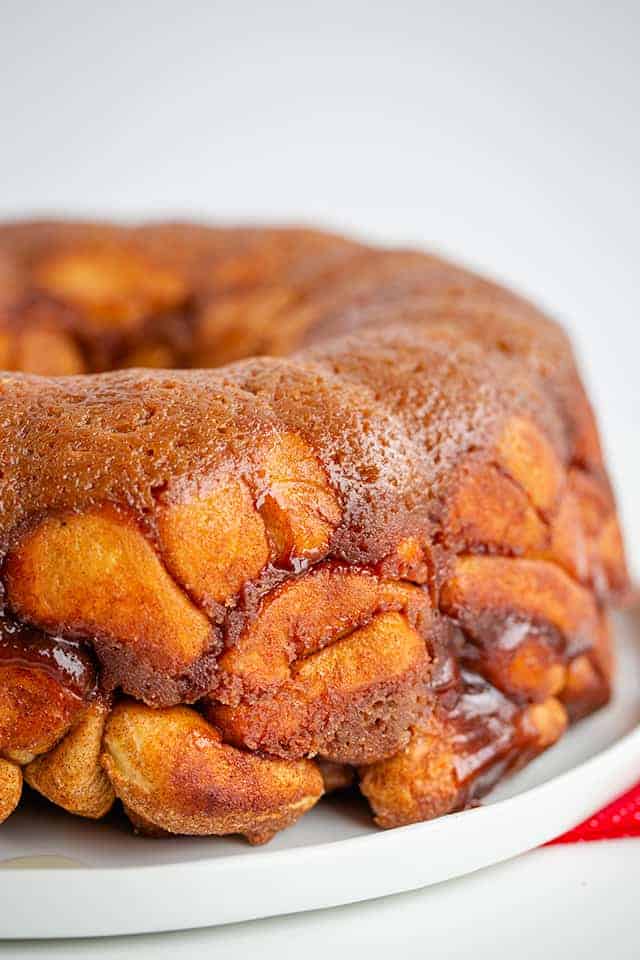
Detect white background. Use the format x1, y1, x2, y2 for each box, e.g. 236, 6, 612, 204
1, 1, 639, 955
1, 0, 638, 565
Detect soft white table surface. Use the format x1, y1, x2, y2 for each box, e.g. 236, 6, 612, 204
1, 0, 638, 955
7, 843, 640, 958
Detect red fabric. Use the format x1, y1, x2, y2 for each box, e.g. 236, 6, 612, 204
548, 781, 640, 844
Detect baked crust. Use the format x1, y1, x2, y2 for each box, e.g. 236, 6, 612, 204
0, 222, 628, 840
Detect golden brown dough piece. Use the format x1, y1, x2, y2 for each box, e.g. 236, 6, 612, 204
101, 701, 323, 844
5, 506, 215, 705
24, 700, 115, 819
0, 221, 628, 840
0, 758, 22, 824
317, 760, 355, 793
207, 567, 432, 764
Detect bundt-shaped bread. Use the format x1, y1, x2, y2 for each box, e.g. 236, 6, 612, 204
0, 222, 628, 841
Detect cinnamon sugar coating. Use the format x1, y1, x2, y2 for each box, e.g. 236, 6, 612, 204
0, 221, 628, 840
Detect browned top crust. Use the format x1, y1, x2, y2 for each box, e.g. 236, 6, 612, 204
0, 222, 628, 714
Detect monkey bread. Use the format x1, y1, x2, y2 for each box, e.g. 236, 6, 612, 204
0, 222, 627, 842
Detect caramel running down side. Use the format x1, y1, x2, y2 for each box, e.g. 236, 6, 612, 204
0, 221, 628, 842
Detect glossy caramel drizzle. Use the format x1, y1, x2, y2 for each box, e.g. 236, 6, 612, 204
0, 618, 96, 699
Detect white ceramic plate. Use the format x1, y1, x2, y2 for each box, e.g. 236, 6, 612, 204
1, 611, 639, 940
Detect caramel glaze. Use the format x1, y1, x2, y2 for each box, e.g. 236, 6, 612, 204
427, 625, 511, 803
0, 617, 96, 700
430, 615, 608, 812
446, 670, 519, 803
